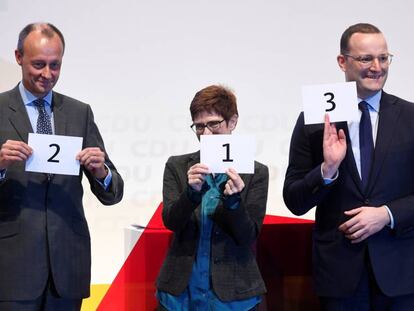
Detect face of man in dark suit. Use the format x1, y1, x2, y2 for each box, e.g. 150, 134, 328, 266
14, 30, 63, 98
337, 32, 389, 99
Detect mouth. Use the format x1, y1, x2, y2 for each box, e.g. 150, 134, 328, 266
365, 73, 384, 80
37, 80, 53, 88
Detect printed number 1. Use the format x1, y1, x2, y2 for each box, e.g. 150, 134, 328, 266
222, 143, 234, 162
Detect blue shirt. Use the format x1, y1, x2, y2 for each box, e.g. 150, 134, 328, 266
158, 174, 261, 311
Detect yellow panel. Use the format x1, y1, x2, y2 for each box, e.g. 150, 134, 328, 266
81, 284, 110, 311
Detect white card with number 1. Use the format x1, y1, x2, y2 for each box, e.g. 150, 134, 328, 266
26, 133, 83, 176
302, 81, 359, 125
200, 135, 255, 174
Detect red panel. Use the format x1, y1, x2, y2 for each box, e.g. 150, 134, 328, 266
98, 204, 319, 310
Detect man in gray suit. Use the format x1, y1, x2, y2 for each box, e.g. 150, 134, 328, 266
156, 85, 268, 310
0, 23, 123, 310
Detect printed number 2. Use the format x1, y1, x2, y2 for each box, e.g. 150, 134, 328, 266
222, 143, 234, 162
324, 92, 336, 112
48, 143, 60, 163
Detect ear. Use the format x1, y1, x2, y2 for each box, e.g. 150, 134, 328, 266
337, 54, 347, 72
228, 114, 238, 131
15, 49, 23, 66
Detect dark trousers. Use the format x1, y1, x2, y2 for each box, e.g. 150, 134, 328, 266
320, 252, 414, 311
0, 277, 82, 311
157, 303, 259, 311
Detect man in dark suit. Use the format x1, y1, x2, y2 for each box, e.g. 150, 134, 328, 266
156, 85, 268, 310
0, 23, 123, 310
284, 23, 414, 310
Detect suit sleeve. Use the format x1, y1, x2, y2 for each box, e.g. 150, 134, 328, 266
83, 105, 124, 205
283, 112, 336, 216
161, 156, 199, 232
212, 163, 269, 246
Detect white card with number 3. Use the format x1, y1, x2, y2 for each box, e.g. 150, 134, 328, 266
26, 133, 83, 176
200, 135, 255, 174
302, 81, 359, 125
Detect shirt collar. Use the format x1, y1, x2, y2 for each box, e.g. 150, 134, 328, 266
358, 90, 381, 112
18, 82, 53, 107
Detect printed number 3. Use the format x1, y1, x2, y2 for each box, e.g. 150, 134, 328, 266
324, 92, 336, 112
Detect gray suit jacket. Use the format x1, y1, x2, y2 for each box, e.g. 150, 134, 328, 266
0, 86, 123, 300
156, 151, 268, 302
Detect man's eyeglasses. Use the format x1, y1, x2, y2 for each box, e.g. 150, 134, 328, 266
190, 119, 225, 134
343, 53, 393, 67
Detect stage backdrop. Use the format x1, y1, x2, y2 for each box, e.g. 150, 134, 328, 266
1, 0, 414, 309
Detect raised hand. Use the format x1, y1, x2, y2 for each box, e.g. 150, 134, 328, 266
322, 114, 347, 178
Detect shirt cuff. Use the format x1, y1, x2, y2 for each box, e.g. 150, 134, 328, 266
95, 164, 112, 191
321, 164, 339, 185
383, 205, 395, 229
0, 169, 6, 180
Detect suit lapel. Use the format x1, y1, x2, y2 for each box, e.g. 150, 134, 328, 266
187, 151, 200, 171
367, 92, 400, 193
51, 92, 67, 135
188, 151, 202, 223
8, 86, 33, 141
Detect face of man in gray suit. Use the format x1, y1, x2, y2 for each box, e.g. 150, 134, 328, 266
14, 29, 63, 98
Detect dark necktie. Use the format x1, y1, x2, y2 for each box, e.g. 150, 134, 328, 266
359, 101, 374, 189
33, 98, 53, 134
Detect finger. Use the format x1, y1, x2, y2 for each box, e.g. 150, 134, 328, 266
3, 154, 27, 162
226, 168, 243, 184
77, 147, 102, 160
12, 141, 33, 155
84, 156, 104, 167
224, 183, 233, 196
345, 222, 364, 235
226, 179, 234, 188
323, 114, 330, 140
338, 129, 346, 141
338, 217, 359, 232
345, 225, 366, 239
344, 208, 362, 216
226, 169, 238, 180
195, 163, 209, 170
189, 174, 205, 184
6, 143, 32, 157
350, 232, 369, 243
189, 168, 210, 176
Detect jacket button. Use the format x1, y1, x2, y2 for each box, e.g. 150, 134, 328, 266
364, 199, 370, 205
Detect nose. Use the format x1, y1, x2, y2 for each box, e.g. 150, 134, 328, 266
202, 127, 213, 135
369, 57, 382, 71
41, 66, 52, 79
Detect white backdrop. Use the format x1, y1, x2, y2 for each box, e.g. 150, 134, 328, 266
1, 0, 413, 284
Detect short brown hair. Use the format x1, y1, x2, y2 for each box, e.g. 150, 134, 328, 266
190, 85, 238, 122
340, 23, 381, 54
17, 22, 65, 55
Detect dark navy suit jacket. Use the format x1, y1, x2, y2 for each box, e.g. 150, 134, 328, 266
284, 91, 414, 297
